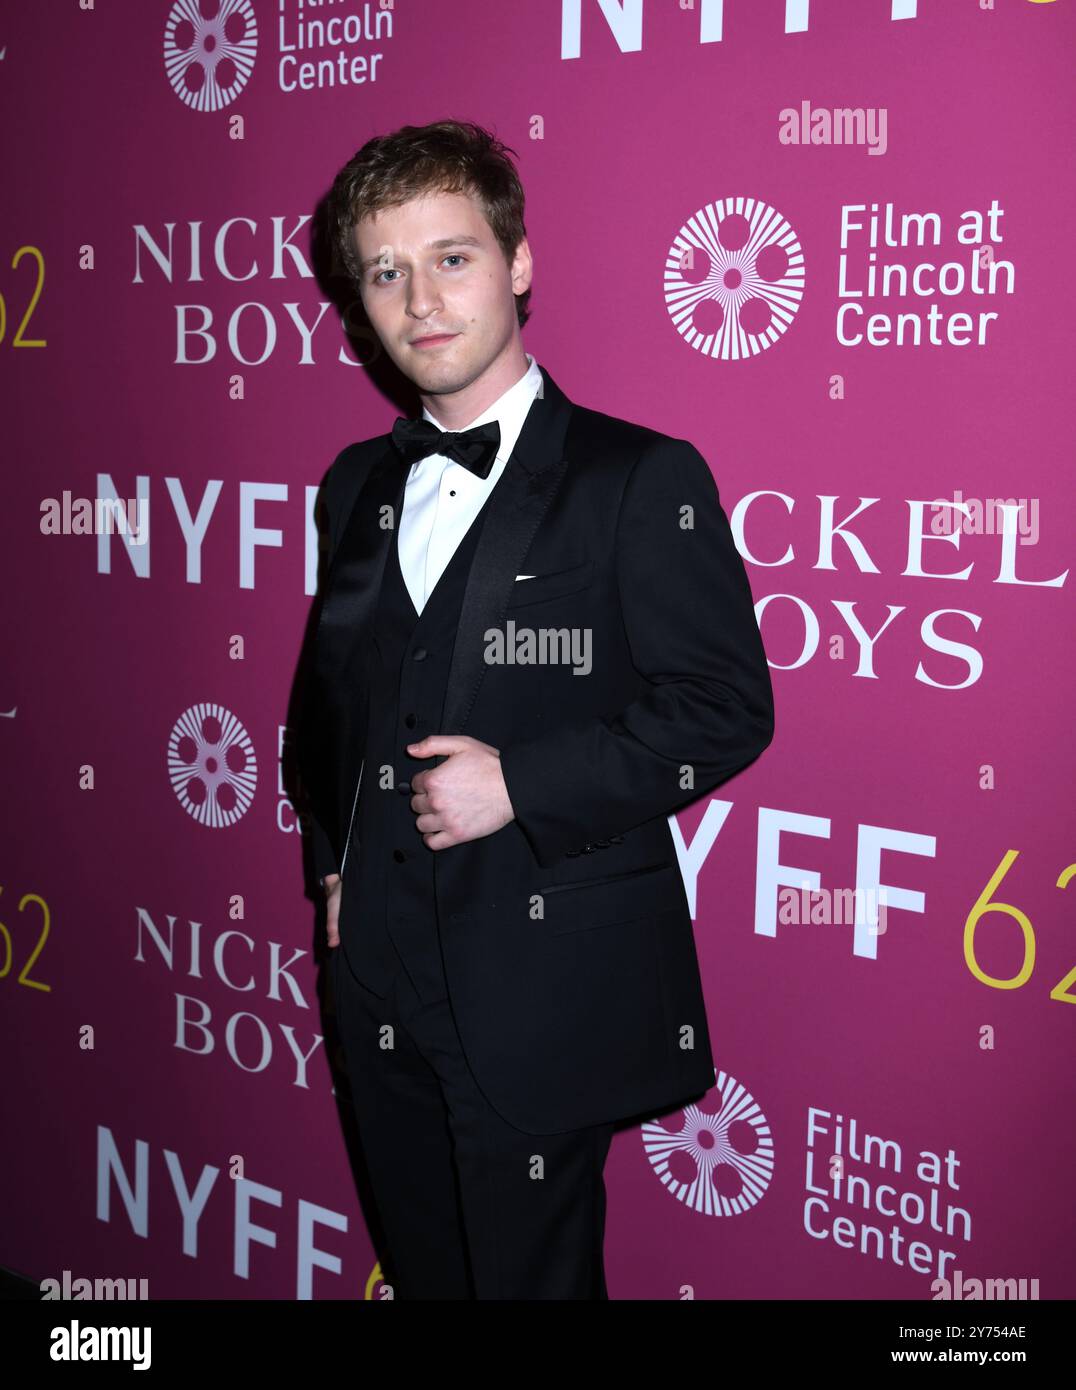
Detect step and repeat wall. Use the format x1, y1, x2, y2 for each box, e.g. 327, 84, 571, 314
2, 0, 1072, 1300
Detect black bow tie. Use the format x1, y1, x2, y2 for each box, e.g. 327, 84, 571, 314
390, 417, 501, 479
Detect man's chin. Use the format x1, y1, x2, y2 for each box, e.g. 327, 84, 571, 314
405, 352, 473, 391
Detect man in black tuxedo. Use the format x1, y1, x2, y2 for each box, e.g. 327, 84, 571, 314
298, 121, 774, 1300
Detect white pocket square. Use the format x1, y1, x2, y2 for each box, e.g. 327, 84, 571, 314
514, 574, 536, 581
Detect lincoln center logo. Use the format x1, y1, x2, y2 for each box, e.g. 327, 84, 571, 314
664, 197, 805, 359
642, 1070, 775, 1213
164, 0, 258, 112
167, 703, 257, 827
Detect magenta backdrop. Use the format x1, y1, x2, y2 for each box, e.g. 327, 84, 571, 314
2, 0, 1073, 1301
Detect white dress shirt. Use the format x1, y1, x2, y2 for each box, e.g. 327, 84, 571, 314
397, 352, 544, 614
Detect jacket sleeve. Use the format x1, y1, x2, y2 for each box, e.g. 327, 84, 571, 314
498, 437, 774, 870
307, 808, 339, 883
299, 445, 361, 882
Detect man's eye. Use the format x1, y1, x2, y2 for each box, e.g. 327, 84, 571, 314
371, 256, 464, 285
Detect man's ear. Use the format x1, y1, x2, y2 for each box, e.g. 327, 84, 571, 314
511, 236, 533, 296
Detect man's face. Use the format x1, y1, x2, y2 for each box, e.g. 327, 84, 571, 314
353, 189, 531, 398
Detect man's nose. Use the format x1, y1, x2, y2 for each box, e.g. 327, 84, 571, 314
407, 268, 442, 318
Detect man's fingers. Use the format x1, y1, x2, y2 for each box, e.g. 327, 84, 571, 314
406, 734, 468, 757
327, 882, 342, 949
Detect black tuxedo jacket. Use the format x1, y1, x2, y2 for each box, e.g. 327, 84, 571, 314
298, 364, 774, 1132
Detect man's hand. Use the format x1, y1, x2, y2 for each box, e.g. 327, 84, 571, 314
407, 734, 516, 850
322, 873, 342, 948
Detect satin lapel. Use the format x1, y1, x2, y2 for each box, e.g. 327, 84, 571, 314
441, 366, 574, 735
316, 442, 408, 690
306, 441, 408, 856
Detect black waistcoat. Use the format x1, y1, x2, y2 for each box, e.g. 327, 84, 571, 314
337, 491, 492, 1002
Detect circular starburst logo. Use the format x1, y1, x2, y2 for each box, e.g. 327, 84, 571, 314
164, 0, 258, 113
168, 702, 257, 827
642, 1069, 775, 1214
664, 197, 805, 359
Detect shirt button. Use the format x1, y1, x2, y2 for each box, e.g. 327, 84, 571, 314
404, 713, 417, 729
397, 780, 412, 795
412, 648, 428, 661
393, 849, 406, 863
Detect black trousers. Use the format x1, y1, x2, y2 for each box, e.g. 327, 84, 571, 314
332, 941, 616, 1299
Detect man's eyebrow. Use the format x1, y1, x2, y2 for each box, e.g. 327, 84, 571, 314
358, 235, 484, 274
